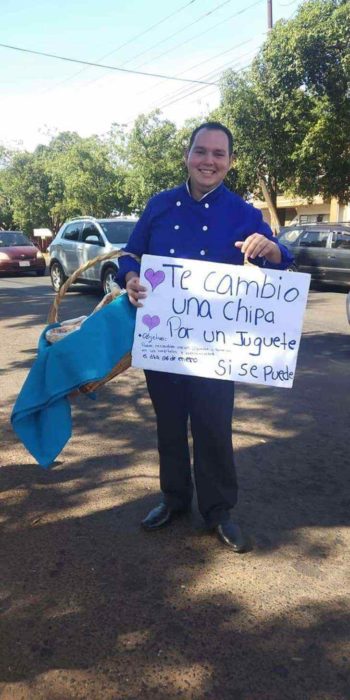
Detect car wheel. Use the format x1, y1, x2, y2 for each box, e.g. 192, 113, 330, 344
50, 261, 67, 292
102, 266, 118, 295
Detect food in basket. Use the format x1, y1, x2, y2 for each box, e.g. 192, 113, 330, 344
45, 316, 88, 344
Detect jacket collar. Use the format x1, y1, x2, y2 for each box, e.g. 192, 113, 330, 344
183, 179, 226, 203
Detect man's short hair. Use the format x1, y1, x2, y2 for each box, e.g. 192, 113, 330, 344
188, 122, 234, 156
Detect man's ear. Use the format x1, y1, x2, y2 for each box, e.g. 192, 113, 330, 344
184, 148, 189, 166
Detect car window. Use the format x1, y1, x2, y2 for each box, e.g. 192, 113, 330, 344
99, 221, 136, 244
62, 222, 83, 241
299, 230, 330, 248
332, 232, 350, 249
278, 228, 302, 245
81, 223, 103, 245
0, 232, 34, 247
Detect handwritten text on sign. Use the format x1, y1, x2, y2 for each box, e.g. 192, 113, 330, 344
132, 255, 310, 388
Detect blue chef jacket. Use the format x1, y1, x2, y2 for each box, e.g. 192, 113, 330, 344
116, 182, 294, 286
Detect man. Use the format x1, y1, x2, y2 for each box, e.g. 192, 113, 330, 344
116, 122, 293, 553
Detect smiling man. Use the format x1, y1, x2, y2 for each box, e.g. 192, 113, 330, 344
116, 122, 293, 553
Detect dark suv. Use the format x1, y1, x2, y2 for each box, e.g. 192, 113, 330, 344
278, 223, 350, 286
48, 216, 137, 293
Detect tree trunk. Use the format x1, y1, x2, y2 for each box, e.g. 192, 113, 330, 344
258, 176, 280, 235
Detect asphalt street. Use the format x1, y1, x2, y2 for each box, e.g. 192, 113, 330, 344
0, 271, 349, 700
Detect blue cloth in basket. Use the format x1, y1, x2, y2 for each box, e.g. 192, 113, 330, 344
11, 294, 136, 468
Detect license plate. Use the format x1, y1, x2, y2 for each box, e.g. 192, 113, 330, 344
19, 261, 30, 267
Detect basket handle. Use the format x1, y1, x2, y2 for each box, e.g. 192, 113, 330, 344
47, 249, 140, 324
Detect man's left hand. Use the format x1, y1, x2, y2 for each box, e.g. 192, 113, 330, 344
235, 234, 282, 265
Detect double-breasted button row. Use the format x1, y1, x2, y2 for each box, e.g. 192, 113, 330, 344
173, 224, 208, 231
175, 199, 209, 208
172, 199, 208, 255
169, 249, 207, 256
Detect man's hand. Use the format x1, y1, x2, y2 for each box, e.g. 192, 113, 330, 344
235, 234, 282, 265
125, 273, 147, 307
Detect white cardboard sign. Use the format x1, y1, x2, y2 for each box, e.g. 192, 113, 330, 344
131, 255, 310, 388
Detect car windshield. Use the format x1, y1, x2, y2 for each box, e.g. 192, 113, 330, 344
99, 221, 136, 244
0, 232, 34, 247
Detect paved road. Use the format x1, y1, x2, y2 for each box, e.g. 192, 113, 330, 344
0, 273, 349, 700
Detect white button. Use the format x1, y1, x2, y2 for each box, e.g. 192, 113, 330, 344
202, 225, 208, 231
205, 203, 209, 208
174, 225, 180, 230
176, 201, 181, 206
200, 250, 206, 256
170, 248, 175, 254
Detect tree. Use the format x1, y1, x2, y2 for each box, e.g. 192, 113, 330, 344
216, 68, 311, 229
0, 151, 51, 234
46, 136, 120, 228
0, 132, 125, 234
254, 0, 350, 203
216, 0, 350, 228
121, 112, 195, 213
0, 145, 15, 229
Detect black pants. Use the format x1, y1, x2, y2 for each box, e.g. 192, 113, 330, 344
145, 370, 238, 528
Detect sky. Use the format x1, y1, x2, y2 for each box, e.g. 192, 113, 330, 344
0, 0, 300, 151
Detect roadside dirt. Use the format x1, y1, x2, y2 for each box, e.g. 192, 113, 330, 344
0, 285, 349, 699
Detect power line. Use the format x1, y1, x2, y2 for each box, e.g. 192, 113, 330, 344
148, 0, 298, 113
150, 2, 300, 113
125, 51, 255, 124
131, 0, 265, 71
155, 61, 252, 111
40, 0, 201, 93
117, 0, 234, 68
0, 42, 217, 86
75, 0, 237, 94
135, 38, 258, 99
78, 0, 265, 95
154, 50, 257, 110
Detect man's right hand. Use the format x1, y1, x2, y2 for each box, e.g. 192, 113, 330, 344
125, 274, 147, 307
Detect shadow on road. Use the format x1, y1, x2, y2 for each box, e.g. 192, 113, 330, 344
1, 297, 349, 697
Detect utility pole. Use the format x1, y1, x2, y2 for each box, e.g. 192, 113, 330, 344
267, 0, 273, 29
260, 0, 280, 233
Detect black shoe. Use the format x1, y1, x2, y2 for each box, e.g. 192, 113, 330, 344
141, 503, 189, 531
216, 521, 248, 553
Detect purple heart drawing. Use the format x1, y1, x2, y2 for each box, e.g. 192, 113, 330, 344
142, 314, 160, 331
144, 268, 165, 291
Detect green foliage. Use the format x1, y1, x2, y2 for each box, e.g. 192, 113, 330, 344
46, 136, 119, 225
0, 133, 125, 233
0, 145, 15, 229
0, 151, 51, 234
0, 116, 201, 231
2, 2, 349, 234
120, 112, 190, 213
217, 0, 350, 204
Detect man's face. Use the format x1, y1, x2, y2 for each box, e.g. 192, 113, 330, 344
185, 128, 232, 199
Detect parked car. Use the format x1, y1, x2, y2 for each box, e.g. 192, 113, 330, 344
0, 230, 46, 276
278, 223, 350, 287
346, 291, 350, 325
48, 216, 138, 294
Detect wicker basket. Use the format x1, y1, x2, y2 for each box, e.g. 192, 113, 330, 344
47, 249, 140, 395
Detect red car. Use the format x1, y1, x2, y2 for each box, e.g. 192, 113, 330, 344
0, 231, 46, 276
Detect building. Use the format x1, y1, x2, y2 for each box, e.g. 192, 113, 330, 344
253, 195, 350, 227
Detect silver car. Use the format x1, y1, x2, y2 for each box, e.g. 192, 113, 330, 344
49, 216, 137, 294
